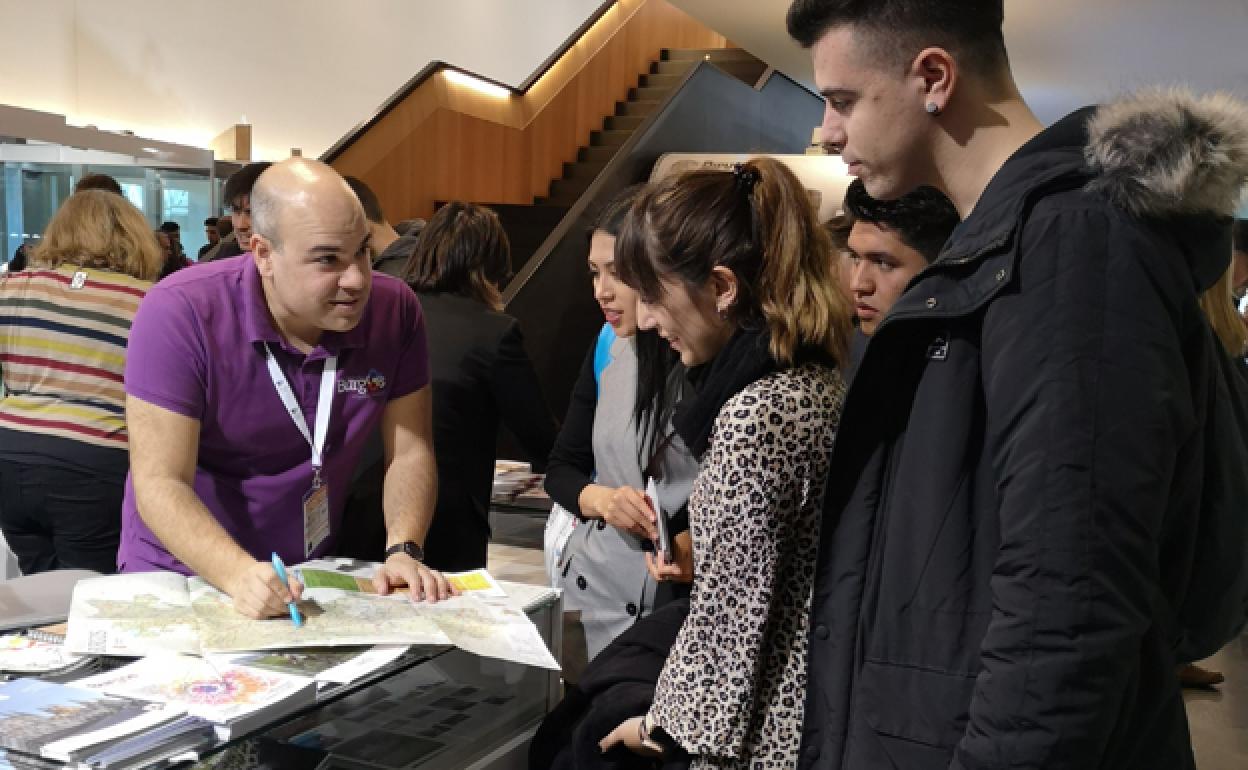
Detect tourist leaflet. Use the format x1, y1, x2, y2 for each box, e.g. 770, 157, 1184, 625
76, 653, 317, 739
0, 632, 86, 676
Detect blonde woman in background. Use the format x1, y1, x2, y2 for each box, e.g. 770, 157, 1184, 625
0, 190, 161, 574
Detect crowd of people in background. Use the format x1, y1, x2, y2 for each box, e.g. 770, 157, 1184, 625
2, 1, 1248, 768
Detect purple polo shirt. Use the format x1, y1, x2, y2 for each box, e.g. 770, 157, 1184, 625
118, 255, 429, 574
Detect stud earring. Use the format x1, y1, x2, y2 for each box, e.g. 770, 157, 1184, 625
925, 102, 941, 115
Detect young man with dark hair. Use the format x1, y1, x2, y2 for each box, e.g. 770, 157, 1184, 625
74, 173, 124, 196
343, 176, 421, 278
343, 175, 386, 227
838, 179, 958, 378
842, 179, 958, 337
787, 1, 1248, 768
199, 217, 220, 259
159, 221, 186, 260
202, 162, 273, 262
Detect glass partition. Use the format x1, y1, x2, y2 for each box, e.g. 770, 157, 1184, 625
1, 162, 217, 266
160, 170, 215, 258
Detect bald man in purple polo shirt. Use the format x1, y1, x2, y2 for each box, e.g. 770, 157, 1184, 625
120, 158, 453, 619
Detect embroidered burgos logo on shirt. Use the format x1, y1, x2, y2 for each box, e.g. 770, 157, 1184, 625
338, 369, 387, 397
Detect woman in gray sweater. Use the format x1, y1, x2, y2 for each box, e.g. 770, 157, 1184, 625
544, 188, 700, 680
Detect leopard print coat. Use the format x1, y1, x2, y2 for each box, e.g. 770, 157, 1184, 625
649, 363, 845, 768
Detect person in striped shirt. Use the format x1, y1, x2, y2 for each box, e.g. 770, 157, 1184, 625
0, 190, 162, 575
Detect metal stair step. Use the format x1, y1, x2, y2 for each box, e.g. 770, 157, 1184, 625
578, 145, 619, 164
562, 160, 608, 180
629, 86, 670, 102
652, 59, 696, 75
547, 177, 591, 202
640, 73, 682, 89
603, 114, 645, 131
590, 129, 632, 147
617, 100, 658, 117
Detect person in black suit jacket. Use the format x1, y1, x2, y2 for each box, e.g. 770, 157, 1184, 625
340, 193, 556, 570
340, 201, 557, 572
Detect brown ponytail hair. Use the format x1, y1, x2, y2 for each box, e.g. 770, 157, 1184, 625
616, 157, 852, 365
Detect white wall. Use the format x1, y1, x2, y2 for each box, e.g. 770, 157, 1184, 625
0, 0, 604, 161
670, 0, 1248, 124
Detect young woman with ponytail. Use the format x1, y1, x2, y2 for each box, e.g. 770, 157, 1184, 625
598, 157, 853, 767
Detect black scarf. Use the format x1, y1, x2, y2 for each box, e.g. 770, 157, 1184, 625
674, 327, 837, 458
673, 328, 781, 459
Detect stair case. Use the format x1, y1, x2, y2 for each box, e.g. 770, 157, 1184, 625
535, 47, 767, 207
440, 48, 767, 280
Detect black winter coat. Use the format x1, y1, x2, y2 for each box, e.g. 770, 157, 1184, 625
800, 92, 1248, 770
530, 598, 691, 770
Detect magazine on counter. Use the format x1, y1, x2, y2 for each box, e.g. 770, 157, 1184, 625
0, 678, 183, 763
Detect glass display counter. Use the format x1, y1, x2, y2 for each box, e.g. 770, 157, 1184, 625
2, 581, 559, 770
187, 581, 560, 770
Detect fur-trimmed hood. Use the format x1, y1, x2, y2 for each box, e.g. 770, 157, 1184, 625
1084, 89, 1248, 219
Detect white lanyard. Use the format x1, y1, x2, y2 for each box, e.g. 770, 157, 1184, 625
264, 344, 337, 481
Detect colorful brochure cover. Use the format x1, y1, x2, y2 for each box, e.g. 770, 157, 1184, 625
77, 653, 316, 737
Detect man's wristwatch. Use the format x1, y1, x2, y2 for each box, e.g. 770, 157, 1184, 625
384, 541, 425, 562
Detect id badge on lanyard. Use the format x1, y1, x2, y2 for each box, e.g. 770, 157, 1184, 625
265, 344, 337, 558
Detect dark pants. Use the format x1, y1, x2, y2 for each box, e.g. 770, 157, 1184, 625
0, 462, 123, 575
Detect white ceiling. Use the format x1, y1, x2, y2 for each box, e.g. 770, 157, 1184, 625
671, 0, 1248, 124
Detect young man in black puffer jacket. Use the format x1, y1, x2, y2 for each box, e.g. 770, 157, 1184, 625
787, 1, 1248, 768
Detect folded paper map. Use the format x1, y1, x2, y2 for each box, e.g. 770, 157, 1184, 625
65, 565, 559, 670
